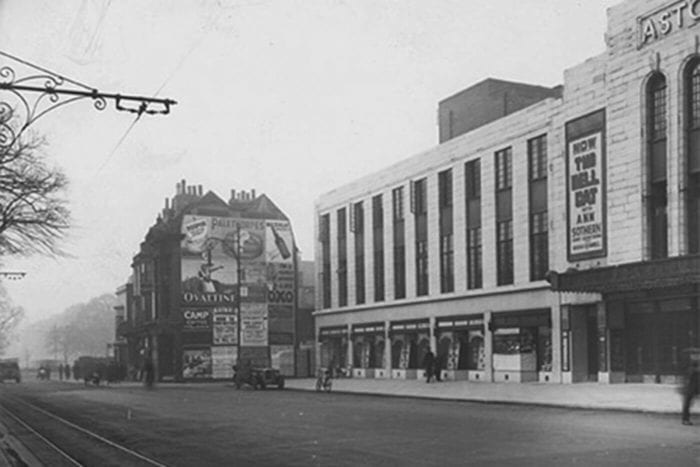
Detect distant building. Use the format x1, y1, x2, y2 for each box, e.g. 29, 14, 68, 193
117, 180, 313, 381
111, 279, 132, 368
315, 0, 700, 385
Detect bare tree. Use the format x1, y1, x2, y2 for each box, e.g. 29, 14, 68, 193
0, 283, 24, 355
0, 130, 70, 256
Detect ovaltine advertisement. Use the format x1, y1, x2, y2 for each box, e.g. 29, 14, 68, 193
180, 215, 265, 305
565, 110, 607, 262
265, 220, 294, 264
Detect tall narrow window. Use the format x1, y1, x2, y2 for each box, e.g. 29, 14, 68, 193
372, 195, 384, 302
353, 202, 365, 305
465, 159, 482, 289
528, 135, 549, 280
392, 187, 406, 299
337, 208, 348, 307
319, 214, 331, 308
687, 61, 700, 253
413, 178, 429, 296
495, 147, 513, 285
648, 73, 668, 259
438, 169, 454, 293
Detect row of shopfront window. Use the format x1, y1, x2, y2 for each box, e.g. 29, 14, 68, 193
318, 311, 553, 380
318, 288, 700, 383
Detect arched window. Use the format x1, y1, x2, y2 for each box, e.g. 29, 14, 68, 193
686, 59, 700, 253
647, 73, 668, 259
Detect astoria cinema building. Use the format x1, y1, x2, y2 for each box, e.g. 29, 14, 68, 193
314, 0, 700, 384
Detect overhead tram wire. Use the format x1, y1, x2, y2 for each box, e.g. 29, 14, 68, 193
93, 10, 220, 175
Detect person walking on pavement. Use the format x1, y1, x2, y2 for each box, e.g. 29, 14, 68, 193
143, 352, 155, 389
58, 363, 64, 381
434, 353, 443, 382
682, 360, 700, 425
422, 349, 435, 383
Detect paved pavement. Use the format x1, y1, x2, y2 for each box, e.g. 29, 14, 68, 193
284, 377, 696, 415
35, 375, 699, 414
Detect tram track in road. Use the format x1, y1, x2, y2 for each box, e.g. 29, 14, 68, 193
0, 392, 168, 467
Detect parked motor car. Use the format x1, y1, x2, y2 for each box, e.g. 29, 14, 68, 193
233, 366, 285, 389
0, 358, 21, 383
253, 368, 285, 389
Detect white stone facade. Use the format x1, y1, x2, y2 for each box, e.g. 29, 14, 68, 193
314, 0, 700, 384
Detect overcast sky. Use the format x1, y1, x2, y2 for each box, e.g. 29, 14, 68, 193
0, 0, 620, 324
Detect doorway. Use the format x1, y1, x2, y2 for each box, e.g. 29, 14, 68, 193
586, 309, 599, 381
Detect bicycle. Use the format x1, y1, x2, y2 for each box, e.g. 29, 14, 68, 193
315, 368, 332, 392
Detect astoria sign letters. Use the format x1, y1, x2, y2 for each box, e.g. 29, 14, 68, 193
639, 0, 700, 47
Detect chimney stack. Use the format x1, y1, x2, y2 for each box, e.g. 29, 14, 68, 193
251, 189, 256, 199
198, 185, 203, 196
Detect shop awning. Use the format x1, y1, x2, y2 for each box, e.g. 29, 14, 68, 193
352, 323, 385, 335
437, 316, 483, 330
318, 326, 348, 339
390, 320, 430, 334
546, 254, 700, 294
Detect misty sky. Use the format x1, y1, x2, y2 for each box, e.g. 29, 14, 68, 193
0, 0, 620, 323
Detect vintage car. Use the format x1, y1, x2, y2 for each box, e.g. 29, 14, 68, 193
0, 358, 21, 383
233, 366, 285, 389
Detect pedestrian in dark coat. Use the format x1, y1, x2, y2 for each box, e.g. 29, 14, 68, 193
58, 363, 64, 381
64, 364, 71, 380
434, 353, 444, 382
422, 350, 435, 383
682, 360, 700, 425
143, 354, 155, 389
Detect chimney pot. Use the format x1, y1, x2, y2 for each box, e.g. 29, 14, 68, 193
198, 185, 203, 196
251, 189, 256, 199
231, 189, 236, 201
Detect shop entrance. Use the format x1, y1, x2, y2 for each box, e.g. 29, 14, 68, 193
625, 304, 697, 382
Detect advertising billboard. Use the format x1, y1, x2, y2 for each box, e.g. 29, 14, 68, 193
565, 109, 607, 262
241, 303, 268, 346
182, 348, 212, 379
181, 215, 266, 305
212, 346, 237, 379
265, 220, 294, 264
183, 308, 211, 330
212, 308, 237, 345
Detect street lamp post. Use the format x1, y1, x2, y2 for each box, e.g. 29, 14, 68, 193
236, 223, 242, 365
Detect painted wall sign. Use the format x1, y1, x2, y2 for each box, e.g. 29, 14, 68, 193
638, 0, 700, 47
183, 309, 211, 329
565, 110, 607, 262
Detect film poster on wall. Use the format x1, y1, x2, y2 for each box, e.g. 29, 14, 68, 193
565, 109, 607, 262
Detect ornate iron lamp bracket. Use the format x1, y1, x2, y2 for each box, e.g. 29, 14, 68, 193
0, 52, 177, 150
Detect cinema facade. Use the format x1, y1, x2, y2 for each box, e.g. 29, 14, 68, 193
314, 0, 700, 384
